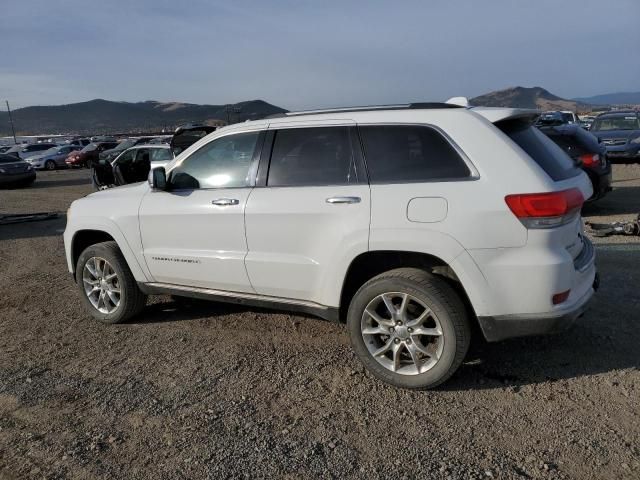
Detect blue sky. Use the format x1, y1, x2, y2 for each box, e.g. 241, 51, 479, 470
1, 0, 638, 110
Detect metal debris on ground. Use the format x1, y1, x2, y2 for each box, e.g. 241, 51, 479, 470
587, 214, 640, 237
0, 212, 59, 225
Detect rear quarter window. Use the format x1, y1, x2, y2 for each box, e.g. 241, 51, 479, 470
359, 125, 471, 183
497, 120, 581, 181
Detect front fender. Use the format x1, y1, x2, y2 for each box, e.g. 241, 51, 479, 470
64, 217, 150, 283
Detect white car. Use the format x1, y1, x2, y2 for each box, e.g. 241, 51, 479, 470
64, 102, 597, 389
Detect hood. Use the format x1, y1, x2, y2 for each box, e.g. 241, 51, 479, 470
87, 180, 148, 198
0, 159, 31, 172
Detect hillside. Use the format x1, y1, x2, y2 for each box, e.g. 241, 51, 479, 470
0, 99, 287, 136
572, 92, 640, 106
470, 86, 590, 111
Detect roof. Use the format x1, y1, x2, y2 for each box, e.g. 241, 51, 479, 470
595, 110, 639, 117
266, 102, 463, 119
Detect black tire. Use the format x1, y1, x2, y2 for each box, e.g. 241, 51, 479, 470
347, 268, 470, 389
45, 160, 56, 170
75, 241, 147, 324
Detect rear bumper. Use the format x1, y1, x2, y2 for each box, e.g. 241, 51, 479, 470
469, 232, 597, 342
477, 283, 595, 342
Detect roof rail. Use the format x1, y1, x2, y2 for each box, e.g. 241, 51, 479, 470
266, 102, 463, 119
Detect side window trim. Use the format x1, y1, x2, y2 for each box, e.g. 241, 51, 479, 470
167, 130, 266, 191
260, 125, 367, 188
356, 123, 480, 184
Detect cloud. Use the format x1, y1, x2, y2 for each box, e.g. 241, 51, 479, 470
2, 0, 638, 108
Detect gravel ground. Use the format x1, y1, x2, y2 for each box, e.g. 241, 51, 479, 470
0, 167, 638, 480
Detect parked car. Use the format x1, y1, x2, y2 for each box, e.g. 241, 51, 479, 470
66, 142, 118, 168
92, 145, 173, 189
0, 153, 36, 187
537, 111, 579, 126
99, 137, 156, 162
559, 111, 580, 124
147, 136, 172, 145
170, 124, 216, 156
26, 145, 83, 170
589, 111, 640, 162
64, 102, 597, 389
537, 123, 611, 202
67, 138, 91, 147
90, 136, 117, 143
4, 143, 58, 160
0, 146, 12, 153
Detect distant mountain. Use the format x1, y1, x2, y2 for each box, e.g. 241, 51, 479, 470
572, 92, 640, 106
470, 86, 590, 111
0, 99, 287, 136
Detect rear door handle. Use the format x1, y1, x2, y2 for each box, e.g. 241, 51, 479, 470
212, 198, 239, 206
326, 196, 361, 204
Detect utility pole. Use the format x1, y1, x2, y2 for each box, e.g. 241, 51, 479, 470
5, 100, 17, 144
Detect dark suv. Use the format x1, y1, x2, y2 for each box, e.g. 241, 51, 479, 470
537, 123, 612, 201
590, 111, 640, 162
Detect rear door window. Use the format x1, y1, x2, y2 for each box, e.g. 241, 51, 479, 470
267, 127, 359, 186
497, 120, 581, 181
359, 125, 471, 183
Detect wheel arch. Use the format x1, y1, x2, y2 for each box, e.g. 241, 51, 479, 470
69, 227, 149, 283
71, 230, 116, 272
339, 250, 481, 327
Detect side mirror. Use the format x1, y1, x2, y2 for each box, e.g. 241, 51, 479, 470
148, 167, 167, 190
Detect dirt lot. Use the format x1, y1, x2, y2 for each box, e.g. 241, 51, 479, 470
1, 167, 638, 480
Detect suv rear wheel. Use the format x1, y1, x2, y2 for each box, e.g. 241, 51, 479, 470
75, 241, 147, 324
347, 268, 470, 389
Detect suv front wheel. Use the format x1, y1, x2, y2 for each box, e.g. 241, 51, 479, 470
75, 241, 147, 324
347, 268, 470, 389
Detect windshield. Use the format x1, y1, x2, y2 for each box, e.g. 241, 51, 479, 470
0, 154, 22, 163
81, 143, 98, 152
114, 139, 136, 151
592, 116, 640, 131
561, 113, 574, 123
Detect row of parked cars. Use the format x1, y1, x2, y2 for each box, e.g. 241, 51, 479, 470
0, 126, 215, 188
533, 109, 640, 202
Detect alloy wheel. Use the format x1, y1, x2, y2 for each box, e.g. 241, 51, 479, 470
82, 257, 121, 314
361, 292, 444, 375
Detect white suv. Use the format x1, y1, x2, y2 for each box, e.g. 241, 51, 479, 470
64, 103, 597, 389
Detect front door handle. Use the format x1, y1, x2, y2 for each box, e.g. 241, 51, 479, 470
326, 196, 361, 204
212, 198, 239, 206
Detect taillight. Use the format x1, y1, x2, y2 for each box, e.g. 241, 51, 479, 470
580, 153, 600, 167
552, 290, 571, 305
505, 188, 584, 229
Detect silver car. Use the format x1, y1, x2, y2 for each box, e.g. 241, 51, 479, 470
26, 145, 83, 170
4, 143, 56, 160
